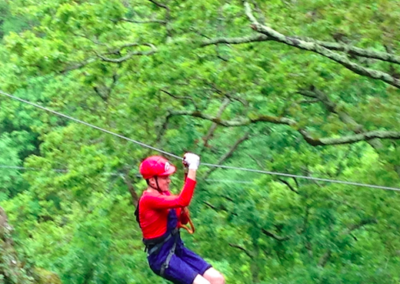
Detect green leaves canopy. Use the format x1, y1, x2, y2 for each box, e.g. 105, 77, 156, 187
0, 0, 400, 283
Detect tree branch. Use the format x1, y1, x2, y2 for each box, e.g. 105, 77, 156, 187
120, 173, 139, 206
229, 243, 254, 259
201, 34, 270, 47
170, 110, 296, 127
298, 37, 400, 65
298, 87, 383, 149
202, 201, 237, 216
201, 98, 231, 149
208, 83, 249, 106
95, 43, 157, 63
170, 110, 400, 146
244, 2, 400, 89
203, 132, 250, 179
119, 18, 166, 24
202, 34, 400, 65
261, 228, 290, 241
160, 89, 199, 109
301, 129, 400, 146
149, 0, 169, 10
148, 0, 172, 37
60, 58, 97, 73
341, 218, 378, 236
278, 178, 299, 194
156, 112, 172, 147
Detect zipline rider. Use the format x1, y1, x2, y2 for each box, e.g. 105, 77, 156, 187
135, 153, 225, 284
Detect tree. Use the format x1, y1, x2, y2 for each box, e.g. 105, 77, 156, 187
1, 0, 400, 283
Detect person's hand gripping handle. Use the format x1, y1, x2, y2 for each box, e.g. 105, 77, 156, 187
183, 152, 200, 171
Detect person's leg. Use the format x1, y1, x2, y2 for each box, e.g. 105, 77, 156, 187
149, 253, 199, 284
203, 267, 225, 284
192, 274, 210, 284
175, 246, 224, 284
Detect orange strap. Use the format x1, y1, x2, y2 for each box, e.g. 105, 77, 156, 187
179, 215, 195, 234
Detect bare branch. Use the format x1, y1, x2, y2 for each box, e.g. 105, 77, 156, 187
203, 132, 250, 179
203, 201, 219, 211
201, 98, 231, 149
209, 83, 249, 106
299, 87, 383, 149
156, 112, 172, 146
60, 58, 97, 73
119, 18, 166, 24
299, 99, 320, 104
201, 29, 400, 67
202, 201, 237, 216
171, 110, 400, 145
160, 89, 198, 108
244, 2, 400, 89
341, 218, 378, 236
93, 86, 108, 101
278, 178, 299, 194
120, 173, 139, 206
104, 43, 146, 54
95, 43, 157, 63
261, 228, 290, 241
149, 0, 169, 11
302, 130, 400, 146
170, 110, 295, 127
229, 243, 254, 259
201, 34, 270, 47
148, 0, 172, 37
298, 37, 400, 65
248, 154, 265, 170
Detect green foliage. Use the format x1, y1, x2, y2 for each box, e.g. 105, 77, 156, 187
1, 0, 400, 283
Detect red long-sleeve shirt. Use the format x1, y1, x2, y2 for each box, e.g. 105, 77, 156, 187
139, 178, 196, 239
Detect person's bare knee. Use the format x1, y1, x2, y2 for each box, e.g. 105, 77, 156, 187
193, 274, 211, 284
203, 268, 225, 284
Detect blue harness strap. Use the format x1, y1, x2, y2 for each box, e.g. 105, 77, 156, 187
160, 232, 178, 276
145, 227, 179, 255
145, 209, 182, 277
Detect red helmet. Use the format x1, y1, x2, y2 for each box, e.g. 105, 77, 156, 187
139, 156, 176, 179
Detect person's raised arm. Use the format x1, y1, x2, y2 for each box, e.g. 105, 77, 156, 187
143, 153, 200, 209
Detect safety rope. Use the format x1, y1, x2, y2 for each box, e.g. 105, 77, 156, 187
1, 90, 400, 192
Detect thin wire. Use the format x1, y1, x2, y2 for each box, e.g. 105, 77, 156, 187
0, 165, 122, 176
0, 165, 66, 173
0, 90, 180, 160
1, 90, 400, 192
202, 163, 400, 191
204, 179, 254, 184
0, 165, 251, 184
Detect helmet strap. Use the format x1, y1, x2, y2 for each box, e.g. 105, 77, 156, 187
147, 176, 162, 193
155, 176, 162, 193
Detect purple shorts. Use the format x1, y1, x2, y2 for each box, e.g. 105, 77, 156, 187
148, 239, 212, 284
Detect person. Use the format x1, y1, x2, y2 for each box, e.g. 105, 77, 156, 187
135, 153, 225, 284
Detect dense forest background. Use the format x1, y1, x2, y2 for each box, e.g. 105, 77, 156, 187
1, 0, 400, 283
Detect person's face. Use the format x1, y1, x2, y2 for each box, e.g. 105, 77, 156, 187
149, 175, 171, 192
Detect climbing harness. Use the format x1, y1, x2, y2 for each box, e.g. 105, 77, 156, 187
143, 228, 179, 255
143, 224, 180, 277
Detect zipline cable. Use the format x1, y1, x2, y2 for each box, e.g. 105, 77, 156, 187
1, 90, 400, 192
0, 165, 253, 184
0, 90, 180, 159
